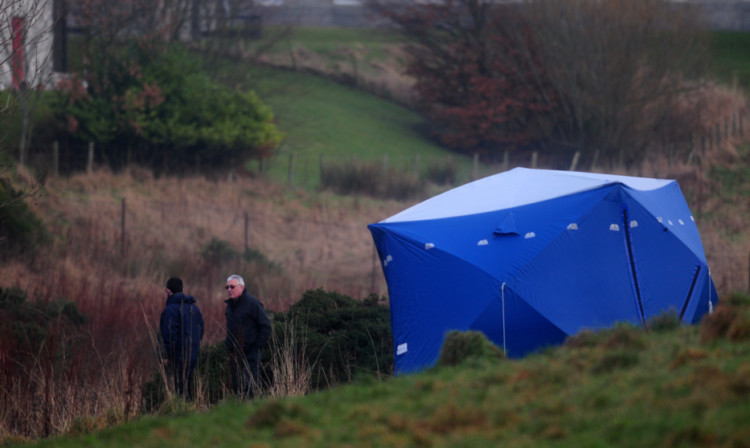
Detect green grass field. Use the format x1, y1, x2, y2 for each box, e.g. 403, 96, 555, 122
711, 31, 750, 92
243, 65, 476, 188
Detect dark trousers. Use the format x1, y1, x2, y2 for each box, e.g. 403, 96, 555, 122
168, 359, 197, 401
229, 350, 261, 399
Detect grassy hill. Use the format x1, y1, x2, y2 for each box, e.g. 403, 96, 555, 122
17, 293, 750, 447
246, 65, 473, 189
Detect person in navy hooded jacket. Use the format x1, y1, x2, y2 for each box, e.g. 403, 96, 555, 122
160, 277, 204, 400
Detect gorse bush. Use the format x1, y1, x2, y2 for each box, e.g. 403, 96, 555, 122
437, 330, 505, 367
0, 287, 88, 367
197, 237, 282, 292
200, 237, 281, 273
199, 237, 238, 267
0, 180, 48, 257
269, 288, 393, 389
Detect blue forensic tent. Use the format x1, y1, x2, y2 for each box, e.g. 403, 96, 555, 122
368, 168, 717, 375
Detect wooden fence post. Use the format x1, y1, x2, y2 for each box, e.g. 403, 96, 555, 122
244, 211, 249, 251
53, 141, 59, 177
288, 153, 295, 186
319, 155, 325, 182
569, 151, 581, 171
591, 149, 599, 172
715, 123, 721, 147
740, 110, 744, 137
502, 151, 509, 172
725, 117, 729, 139
121, 198, 126, 258
87, 142, 94, 174
382, 154, 388, 186
531, 151, 538, 169
371, 245, 377, 293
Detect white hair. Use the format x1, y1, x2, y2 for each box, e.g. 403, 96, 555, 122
226, 274, 245, 286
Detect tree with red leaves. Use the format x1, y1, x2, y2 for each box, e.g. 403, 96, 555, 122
370, 0, 555, 157
368, 0, 710, 168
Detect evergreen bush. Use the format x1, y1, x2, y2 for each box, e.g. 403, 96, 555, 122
0, 287, 88, 369
437, 330, 505, 367
52, 44, 283, 173
0, 179, 48, 257
268, 288, 393, 389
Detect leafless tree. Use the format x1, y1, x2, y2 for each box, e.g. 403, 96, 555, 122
368, 0, 712, 168
192, 0, 294, 73
508, 0, 711, 167
0, 0, 54, 167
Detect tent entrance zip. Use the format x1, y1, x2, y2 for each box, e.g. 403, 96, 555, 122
622, 206, 646, 327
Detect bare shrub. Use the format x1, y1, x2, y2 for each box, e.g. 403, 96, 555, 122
320, 159, 424, 199
700, 304, 737, 343
424, 158, 457, 186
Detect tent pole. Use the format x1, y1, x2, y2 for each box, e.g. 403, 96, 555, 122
501, 282, 507, 355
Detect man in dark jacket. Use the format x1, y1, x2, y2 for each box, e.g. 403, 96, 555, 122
160, 277, 204, 401
224, 274, 272, 399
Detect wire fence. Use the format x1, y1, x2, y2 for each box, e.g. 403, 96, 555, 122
71, 190, 386, 305
78, 184, 749, 301
15, 107, 750, 297
21, 108, 746, 188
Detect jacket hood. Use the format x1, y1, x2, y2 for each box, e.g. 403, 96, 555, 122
167, 292, 196, 306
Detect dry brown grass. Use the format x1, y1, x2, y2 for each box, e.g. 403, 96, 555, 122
258, 43, 417, 106
6, 167, 406, 319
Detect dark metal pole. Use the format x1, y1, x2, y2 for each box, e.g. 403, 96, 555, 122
121, 198, 126, 258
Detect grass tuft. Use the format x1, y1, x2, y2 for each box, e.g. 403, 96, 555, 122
437, 330, 505, 368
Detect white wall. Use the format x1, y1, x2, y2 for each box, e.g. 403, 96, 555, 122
0, 0, 54, 90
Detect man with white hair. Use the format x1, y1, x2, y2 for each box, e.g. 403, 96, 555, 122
224, 274, 272, 399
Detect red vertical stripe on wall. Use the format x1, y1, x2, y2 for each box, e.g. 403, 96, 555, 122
11, 16, 25, 89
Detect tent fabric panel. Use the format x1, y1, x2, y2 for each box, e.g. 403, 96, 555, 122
369, 224, 505, 375
683, 273, 718, 324
382, 168, 674, 223
622, 194, 709, 320
376, 187, 615, 283
510, 193, 643, 334
472, 286, 569, 358
625, 184, 708, 261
